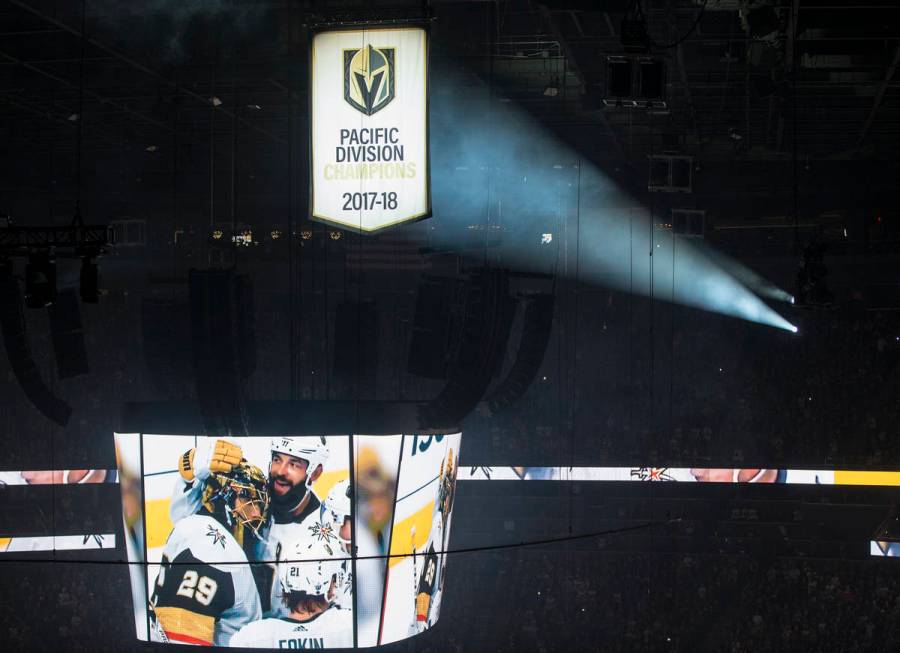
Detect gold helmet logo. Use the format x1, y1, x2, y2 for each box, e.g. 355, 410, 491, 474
344, 45, 395, 116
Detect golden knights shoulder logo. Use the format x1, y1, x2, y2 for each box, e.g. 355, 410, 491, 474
344, 45, 395, 116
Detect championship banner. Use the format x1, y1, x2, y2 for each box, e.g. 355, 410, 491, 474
311, 26, 430, 232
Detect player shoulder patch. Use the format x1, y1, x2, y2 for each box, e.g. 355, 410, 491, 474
307, 520, 338, 556
205, 524, 227, 549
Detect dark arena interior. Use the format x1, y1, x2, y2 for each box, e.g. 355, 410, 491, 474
1, 0, 900, 651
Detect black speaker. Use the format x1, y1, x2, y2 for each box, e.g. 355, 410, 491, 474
233, 274, 256, 380
421, 268, 514, 428
0, 263, 71, 426
638, 60, 665, 100
142, 298, 192, 396
24, 253, 56, 308
333, 300, 378, 398
79, 257, 99, 304
408, 275, 463, 379
190, 269, 252, 437
487, 294, 555, 412
607, 59, 632, 98
48, 288, 89, 379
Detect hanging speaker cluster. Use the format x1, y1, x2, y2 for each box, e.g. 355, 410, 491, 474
419, 268, 515, 428
0, 261, 72, 426
190, 269, 255, 437
486, 293, 555, 413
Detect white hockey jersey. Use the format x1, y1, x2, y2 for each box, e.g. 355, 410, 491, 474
414, 511, 446, 631
150, 514, 261, 647
170, 474, 328, 618
0, 471, 25, 486
265, 510, 351, 618
229, 609, 353, 649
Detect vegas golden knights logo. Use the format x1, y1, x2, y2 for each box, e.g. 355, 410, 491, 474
344, 45, 395, 116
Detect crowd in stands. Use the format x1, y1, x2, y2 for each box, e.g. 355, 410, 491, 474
420, 550, 900, 653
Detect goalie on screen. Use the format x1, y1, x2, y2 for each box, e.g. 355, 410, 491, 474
149, 460, 269, 646
154, 436, 352, 647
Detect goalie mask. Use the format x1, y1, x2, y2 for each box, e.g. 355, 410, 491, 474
278, 537, 344, 605
202, 461, 270, 544
323, 479, 352, 554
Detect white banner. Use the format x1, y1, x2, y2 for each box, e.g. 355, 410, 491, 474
311, 26, 429, 232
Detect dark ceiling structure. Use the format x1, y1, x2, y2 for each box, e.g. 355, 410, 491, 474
1, 0, 898, 158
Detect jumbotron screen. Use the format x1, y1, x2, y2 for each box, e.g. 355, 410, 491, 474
115, 432, 460, 648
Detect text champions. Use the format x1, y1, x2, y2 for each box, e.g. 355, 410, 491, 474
327, 127, 416, 180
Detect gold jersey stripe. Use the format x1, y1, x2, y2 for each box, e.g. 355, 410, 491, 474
154, 606, 215, 645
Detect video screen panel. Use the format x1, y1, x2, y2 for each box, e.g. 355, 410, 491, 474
380, 434, 460, 645
460, 466, 891, 485
0, 466, 118, 554
871, 541, 900, 557
354, 435, 400, 647
116, 432, 460, 648
0, 469, 116, 486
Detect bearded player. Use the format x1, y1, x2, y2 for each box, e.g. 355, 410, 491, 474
150, 460, 269, 646
171, 436, 330, 615
229, 537, 353, 648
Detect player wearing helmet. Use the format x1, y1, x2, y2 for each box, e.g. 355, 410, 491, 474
229, 537, 353, 648
412, 448, 457, 634
321, 479, 354, 611
168, 436, 332, 616
262, 436, 333, 618
171, 437, 329, 528
267, 436, 329, 524
150, 461, 269, 646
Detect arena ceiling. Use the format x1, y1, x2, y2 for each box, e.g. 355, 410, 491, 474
0, 0, 897, 162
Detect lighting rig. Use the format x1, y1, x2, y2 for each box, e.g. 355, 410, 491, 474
0, 211, 111, 306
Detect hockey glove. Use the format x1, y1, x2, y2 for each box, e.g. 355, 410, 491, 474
179, 439, 243, 482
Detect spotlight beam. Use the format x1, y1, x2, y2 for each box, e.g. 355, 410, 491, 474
427, 79, 797, 332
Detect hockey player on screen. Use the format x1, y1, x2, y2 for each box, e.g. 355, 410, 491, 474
321, 478, 354, 611
150, 461, 269, 646
171, 436, 331, 616
229, 537, 353, 648
412, 448, 457, 634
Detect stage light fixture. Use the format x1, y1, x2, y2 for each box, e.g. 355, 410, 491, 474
79, 256, 99, 304
330, 231, 342, 240
300, 230, 313, 240
25, 252, 56, 308
541, 233, 553, 244
270, 228, 282, 240
211, 229, 224, 240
